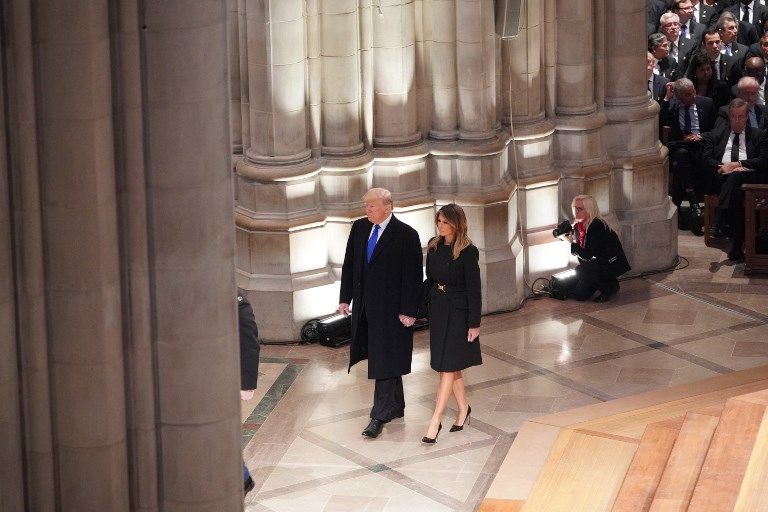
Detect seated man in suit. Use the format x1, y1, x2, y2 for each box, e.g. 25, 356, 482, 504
649, 51, 670, 102
718, 11, 752, 76
650, 32, 679, 79
676, 0, 707, 41
702, 98, 768, 260
661, 12, 697, 69
717, 76, 765, 129
661, 78, 718, 234
717, 5, 760, 47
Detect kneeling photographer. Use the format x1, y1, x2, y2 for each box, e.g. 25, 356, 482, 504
553, 195, 631, 302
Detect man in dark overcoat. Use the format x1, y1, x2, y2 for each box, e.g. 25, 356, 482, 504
338, 188, 423, 439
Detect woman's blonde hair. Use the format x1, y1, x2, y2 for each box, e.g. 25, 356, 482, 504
427, 204, 472, 259
571, 194, 602, 228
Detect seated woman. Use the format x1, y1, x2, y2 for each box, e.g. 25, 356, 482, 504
563, 195, 631, 302
685, 52, 730, 112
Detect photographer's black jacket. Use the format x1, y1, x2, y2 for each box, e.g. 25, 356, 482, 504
570, 219, 631, 277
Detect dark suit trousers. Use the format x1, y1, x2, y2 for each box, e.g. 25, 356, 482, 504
572, 260, 619, 301
669, 142, 703, 203
357, 307, 406, 421
371, 377, 405, 421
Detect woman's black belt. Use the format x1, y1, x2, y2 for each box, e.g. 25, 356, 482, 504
435, 283, 465, 293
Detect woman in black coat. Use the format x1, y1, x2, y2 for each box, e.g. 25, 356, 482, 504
421, 204, 482, 443
565, 195, 631, 302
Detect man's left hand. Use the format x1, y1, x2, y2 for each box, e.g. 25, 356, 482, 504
399, 314, 416, 327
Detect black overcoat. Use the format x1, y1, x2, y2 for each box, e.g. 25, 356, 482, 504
238, 295, 260, 391
339, 215, 423, 379
423, 239, 482, 373
571, 219, 631, 278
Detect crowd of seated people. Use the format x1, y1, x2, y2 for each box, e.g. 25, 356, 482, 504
648, 0, 768, 261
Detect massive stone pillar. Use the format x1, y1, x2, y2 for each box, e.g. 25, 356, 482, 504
114, 1, 159, 510
603, 0, 677, 270
0, 22, 25, 511
35, 2, 130, 509
2, 1, 56, 510
0, 1, 241, 510
142, 3, 241, 509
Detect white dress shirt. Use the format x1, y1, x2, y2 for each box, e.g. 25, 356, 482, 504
722, 131, 748, 164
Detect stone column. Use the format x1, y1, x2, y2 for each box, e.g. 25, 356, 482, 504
603, 0, 677, 271
321, 0, 365, 155
456, 0, 497, 139
307, 0, 322, 157
555, 0, 594, 115
141, 2, 242, 510
425, 0, 458, 139
238, 0, 251, 153
228, 0, 243, 154
3, 1, 57, 509
246, 0, 310, 164
0, 24, 25, 510
503, 0, 545, 123
34, 1, 129, 509
553, 0, 608, 224
115, 1, 159, 510
372, 0, 421, 146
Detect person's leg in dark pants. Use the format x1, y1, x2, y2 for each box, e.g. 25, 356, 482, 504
572, 262, 599, 301
670, 144, 703, 234
371, 377, 405, 421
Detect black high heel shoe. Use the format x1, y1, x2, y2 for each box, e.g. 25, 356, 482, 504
450, 406, 471, 432
421, 423, 442, 444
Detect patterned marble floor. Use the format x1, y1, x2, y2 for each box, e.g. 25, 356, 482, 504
243, 231, 768, 512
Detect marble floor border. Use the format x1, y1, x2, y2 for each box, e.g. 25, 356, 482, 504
242, 358, 307, 447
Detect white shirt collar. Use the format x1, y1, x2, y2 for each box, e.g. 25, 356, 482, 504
373, 213, 393, 233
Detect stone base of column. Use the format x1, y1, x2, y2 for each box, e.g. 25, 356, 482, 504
428, 129, 459, 141
373, 132, 422, 148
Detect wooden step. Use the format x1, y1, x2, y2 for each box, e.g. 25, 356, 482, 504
611, 417, 684, 512
687, 390, 768, 511
647, 405, 723, 512
733, 398, 768, 511
520, 429, 639, 512
476, 498, 525, 512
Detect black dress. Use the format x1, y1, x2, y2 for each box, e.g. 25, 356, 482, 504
424, 240, 483, 372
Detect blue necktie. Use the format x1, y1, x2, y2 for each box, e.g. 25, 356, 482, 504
366, 224, 380, 263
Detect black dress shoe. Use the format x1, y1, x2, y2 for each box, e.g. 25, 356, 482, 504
689, 203, 704, 236
362, 419, 384, 438
450, 406, 471, 432
421, 423, 442, 444
244, 476, 255, 496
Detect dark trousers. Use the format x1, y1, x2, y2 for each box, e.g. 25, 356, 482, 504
370, 377, 404, 421
572, 260, 619, 301
669, 142, 704, 204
